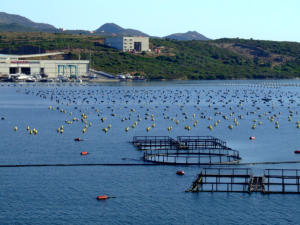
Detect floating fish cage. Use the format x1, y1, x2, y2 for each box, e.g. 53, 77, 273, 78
186, 168, 300, 194
132, 136, 241, 165
264, 169, 300, 193
177, 136, 230, 150
132, 136, 177, 150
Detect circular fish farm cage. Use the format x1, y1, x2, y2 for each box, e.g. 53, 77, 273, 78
143, 148, 240, 165
132, 136, 241, 165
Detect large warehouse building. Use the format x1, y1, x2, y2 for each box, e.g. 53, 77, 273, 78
105, 36, 149, 52
0, 53, 89, 78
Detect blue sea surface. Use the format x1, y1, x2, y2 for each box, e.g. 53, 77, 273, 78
0, 80, 300, 224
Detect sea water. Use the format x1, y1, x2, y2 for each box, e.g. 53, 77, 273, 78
0, 80, 300, 224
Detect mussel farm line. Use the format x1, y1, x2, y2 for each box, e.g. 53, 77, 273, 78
186, 168, 300, 194
131, 136, 241, 165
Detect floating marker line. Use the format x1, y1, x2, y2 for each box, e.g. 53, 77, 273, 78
1, 160, 300, 168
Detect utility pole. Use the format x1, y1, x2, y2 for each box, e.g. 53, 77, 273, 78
89, 51, 92, 69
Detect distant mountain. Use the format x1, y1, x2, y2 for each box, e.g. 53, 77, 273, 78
0, 12, 57, 32
94, 23, 149, 37
164, 31, 210, 41
0, 12, 212, 40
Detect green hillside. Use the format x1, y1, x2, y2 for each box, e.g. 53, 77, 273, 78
0, 32, 299, 79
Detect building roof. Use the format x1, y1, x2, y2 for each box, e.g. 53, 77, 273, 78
0, 52, 65, 60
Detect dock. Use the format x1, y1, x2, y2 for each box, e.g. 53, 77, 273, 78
89, 69, 116, 79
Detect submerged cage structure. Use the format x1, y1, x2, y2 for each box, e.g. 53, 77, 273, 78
186, 168, 300, 194
132, 136, 241, 165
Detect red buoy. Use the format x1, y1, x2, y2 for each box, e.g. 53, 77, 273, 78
97, 195, 108, 200
81, 151, 88, 155
74, 137, 83, 141
176, 170, 185, 175
294, 150, 300, 154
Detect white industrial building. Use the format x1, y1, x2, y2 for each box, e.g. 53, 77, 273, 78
105, 36, 149, 52
0, 52, 89, 78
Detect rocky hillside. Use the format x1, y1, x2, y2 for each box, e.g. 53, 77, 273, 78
0, 32, 299, 80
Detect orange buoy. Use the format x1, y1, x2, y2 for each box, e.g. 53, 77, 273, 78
176, 170, 185, 175
249, 136, 255, 140
81, 151, 88, 155
294, 150, 300, 154
97, 195, 108, 200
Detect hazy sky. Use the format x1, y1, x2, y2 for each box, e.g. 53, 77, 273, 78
1, 0, 299, 42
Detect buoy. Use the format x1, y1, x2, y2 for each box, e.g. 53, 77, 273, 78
81, 151, 88, 155
97, 195, 108, 200
14, 126, 18, 131
176, 170, 184, 175
249, 136, 255, 140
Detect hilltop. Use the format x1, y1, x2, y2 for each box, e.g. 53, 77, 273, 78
0, 12, 57, 32
0, 32, 299, 80
94, 23, 150, 37
165, 31, 210, 41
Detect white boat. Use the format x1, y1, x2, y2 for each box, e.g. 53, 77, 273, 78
125, 74, 133, 79
25, 77, 36, 82
76, 78, 83, 83
117, 74, 126, 80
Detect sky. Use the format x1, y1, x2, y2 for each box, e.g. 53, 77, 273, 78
1, 0, 299, 42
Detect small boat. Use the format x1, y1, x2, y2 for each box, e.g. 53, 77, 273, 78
249, 136, 255, 140
176, 170, 185, 175
294, 150, 300, 154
